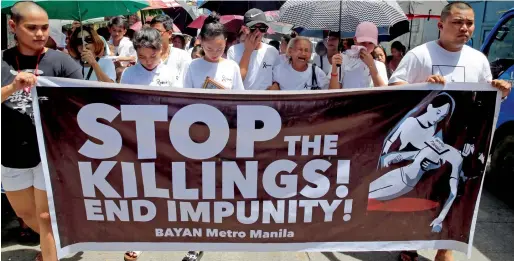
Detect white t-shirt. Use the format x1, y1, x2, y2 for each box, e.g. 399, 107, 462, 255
273, 63, 329, 90
182, 58, 245, 90
100, 36, 111, 56
312, 54, 332, 75
120, 62, 182, 88
389, 40, 492, 84
82, 57, 116, 82
277, 54, 289, 66
339, 59, 389, 89
163, 46, 192, 78
109, 37, 137, 66
227, 43, 280, 90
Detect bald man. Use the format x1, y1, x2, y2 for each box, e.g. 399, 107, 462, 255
1, 2, 82, 261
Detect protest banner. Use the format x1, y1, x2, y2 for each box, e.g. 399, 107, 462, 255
33, 77, 501, 258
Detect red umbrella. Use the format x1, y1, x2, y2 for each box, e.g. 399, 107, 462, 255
188, 15, 243, 31
188, 14, 275, 34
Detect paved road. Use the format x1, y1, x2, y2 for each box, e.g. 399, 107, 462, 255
2, 190, 513, 261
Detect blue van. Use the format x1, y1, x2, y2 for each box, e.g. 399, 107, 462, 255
481, 8, 514, 204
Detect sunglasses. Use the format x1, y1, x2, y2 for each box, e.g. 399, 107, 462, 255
72, 36, 93, 46
250, 26, 268, 33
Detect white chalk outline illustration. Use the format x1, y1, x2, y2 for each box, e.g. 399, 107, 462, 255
369, 93, 479, 233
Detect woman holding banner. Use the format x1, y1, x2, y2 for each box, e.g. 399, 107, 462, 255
182, 12, 244, 90
1, 2, 83, 261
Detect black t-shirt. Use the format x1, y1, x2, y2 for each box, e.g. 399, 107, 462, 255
1, 48, 83, 168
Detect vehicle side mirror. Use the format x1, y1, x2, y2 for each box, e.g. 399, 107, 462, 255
495, 26, 510, 41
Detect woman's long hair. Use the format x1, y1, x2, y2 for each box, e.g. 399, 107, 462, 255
379, 92, 456, 162
68, 25, 105, 60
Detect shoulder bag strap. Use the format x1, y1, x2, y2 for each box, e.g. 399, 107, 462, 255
85, 57, 101, 80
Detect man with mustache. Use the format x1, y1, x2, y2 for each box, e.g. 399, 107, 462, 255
389, 2, 511, 261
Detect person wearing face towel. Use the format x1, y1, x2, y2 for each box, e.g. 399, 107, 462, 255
329, 22, 388, 89
268, 36, 329, 91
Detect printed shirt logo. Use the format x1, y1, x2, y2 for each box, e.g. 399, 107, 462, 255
303, 83, 321, 90
221, 75, 233, 83
6, 90, 48, 120
262, 62, 272, 69
7, 68, 48, 120
156, 79, 171, 86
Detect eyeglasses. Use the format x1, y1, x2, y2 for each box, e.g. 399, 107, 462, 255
250, 26, 268, 33
72, 36, 93, 47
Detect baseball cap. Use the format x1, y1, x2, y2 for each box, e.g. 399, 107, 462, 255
355, 22, 378, 46
244, 8, 270, 27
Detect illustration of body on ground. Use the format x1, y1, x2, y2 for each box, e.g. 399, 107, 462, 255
367, 92, 486, 233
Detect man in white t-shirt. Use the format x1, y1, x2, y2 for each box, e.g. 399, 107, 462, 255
389, 3, 510, 100
312, 31, 340, 75
388, 2, 511, 261
328, 22, 388, 89
227, 8, 280, 90
150, 15, 191, 77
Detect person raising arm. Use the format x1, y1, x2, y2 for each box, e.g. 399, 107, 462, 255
329, 22, 388, 89
226, 8, 279, 90
68, 25, 115, 82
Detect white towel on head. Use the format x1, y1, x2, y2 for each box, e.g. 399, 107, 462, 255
49, 20, 67, 48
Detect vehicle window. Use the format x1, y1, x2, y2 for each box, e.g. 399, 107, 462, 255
486, 16, 514, 79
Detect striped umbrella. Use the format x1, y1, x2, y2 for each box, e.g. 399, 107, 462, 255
279, 0, 407, 33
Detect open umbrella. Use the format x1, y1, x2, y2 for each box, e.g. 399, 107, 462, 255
2, 0, 149, 67
1, 0, 149, 21
279, 0, 407, 34
198, 0, 285, 16
156, 0, 197, 36
188, 15, 243, 32
294, 20, 410, 42
188, 11, 279, 34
